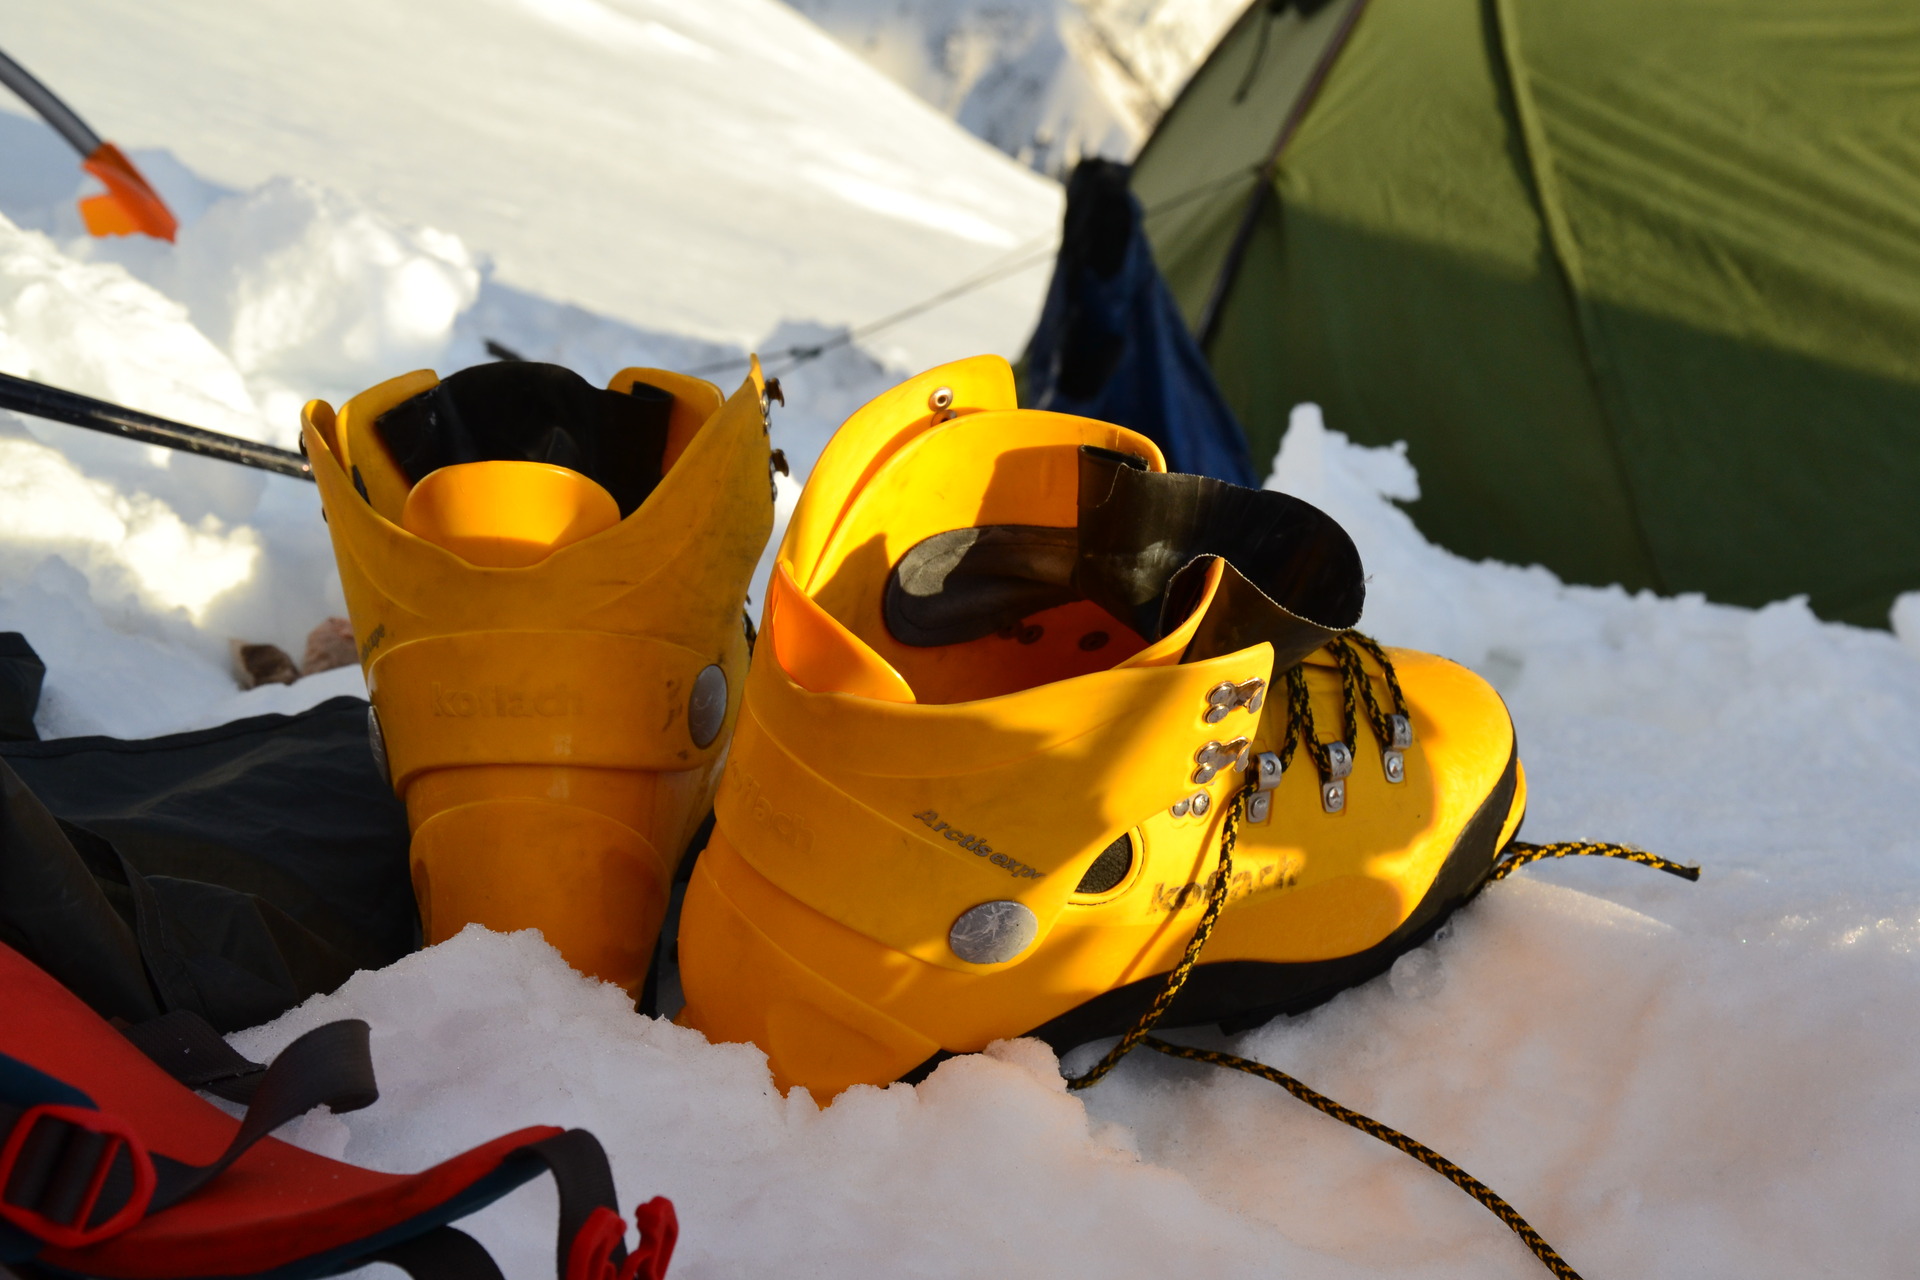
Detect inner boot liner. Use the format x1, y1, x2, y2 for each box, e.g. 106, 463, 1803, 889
376, 361, 674, 517
0, 697, 414, 1032
886, 446, 1365, 669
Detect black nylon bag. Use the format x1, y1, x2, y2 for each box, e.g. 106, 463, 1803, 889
0, 696, 415, 1032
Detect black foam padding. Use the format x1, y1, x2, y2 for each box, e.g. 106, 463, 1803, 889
375, 362, 673, 517
1075, 833, 1134, 896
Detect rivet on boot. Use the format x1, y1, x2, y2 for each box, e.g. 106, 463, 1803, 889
688, 664, 728, 748
950, 900, 1037, 964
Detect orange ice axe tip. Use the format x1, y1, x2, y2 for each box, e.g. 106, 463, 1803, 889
79, 142, 178, 241
0, 45, 178, 242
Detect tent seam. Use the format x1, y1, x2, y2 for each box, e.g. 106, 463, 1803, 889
1487, 0, 1669, 594
1195, 0, 1374, 350
1133, 0, 1266, 175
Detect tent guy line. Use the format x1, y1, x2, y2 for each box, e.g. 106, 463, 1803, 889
0, 166, 1259, 478
687, 163, 1261, 378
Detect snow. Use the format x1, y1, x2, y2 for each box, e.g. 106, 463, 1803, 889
784, 0, 1245, 175
0, 0, 1061, 371
1, 4, 1917, 1278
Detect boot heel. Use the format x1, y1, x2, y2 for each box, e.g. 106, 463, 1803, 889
411, 794, 668, 993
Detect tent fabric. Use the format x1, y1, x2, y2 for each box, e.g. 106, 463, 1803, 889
1022, 159, 1258, 487
1132, 0, 1920, 626
0, 697, 416, 1032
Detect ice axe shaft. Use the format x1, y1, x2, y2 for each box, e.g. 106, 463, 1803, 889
0, 370, 314, 481
0, 44, 178, 240
0, 45, 99, 154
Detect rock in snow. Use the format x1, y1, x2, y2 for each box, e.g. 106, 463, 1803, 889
0, 2, 1916, 1277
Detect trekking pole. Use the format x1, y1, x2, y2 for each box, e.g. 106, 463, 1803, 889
0, 370, 313, 481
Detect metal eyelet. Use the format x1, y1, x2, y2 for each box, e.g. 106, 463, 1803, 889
1192, 737, 1252, 784
1321, 778, 1347, 814
1324, 741, 1353, 779
1203, 677, 1267, 724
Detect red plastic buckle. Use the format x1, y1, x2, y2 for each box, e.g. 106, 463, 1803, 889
0, 1104, 156, 1249
566, 1198, 679, 1280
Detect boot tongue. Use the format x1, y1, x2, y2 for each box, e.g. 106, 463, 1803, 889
1072, 446, 1364, 667
375, 362, 673, 517
881, 446, 1365, 667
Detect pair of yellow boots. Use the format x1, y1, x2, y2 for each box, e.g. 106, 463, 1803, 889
305, 355, 1523, 1099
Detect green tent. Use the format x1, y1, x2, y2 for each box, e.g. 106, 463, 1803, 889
1132, 0, 1920, 626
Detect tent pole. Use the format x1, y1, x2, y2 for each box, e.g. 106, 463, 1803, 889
1195, 0, 1372, 351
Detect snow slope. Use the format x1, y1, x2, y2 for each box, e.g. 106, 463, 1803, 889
0, 0, 1061, 369
785, 0, 1245, 174
0, 6, 1916, 1280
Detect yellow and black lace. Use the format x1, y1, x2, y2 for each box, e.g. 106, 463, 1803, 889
1066, 633, 1698, 1280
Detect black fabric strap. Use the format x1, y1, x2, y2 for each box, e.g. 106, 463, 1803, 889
146, 1019, 378, 1212
371, 1225, 508, 1280
1, 1020, 377, 1243
116, 1011, 267, 1105
523, 1130, 625, 1277
3, 1038, 657, 1280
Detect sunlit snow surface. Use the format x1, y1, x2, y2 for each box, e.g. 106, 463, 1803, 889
0, 9, 1917, 1278
0, 0, 1061, 370
229, 414, 1920, 1279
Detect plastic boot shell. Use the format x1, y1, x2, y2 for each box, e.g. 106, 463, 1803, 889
678, 356, 1524, 1096
305, 363, 773, 996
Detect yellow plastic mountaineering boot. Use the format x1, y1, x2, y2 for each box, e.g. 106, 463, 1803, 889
677, 355, 1527, 1098
303, 359, 775, 998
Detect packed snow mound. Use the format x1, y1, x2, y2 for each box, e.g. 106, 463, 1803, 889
3, 0, 1062, 369
143, 178, 480, 427
0, 208, 261, 443
234, 928, 1361, 1280
784, 0, 1245, 174
0, 171, 498, 705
